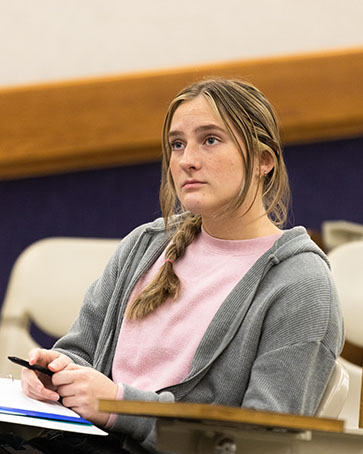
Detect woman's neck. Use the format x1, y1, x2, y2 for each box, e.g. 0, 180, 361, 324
201, 208, 282, 241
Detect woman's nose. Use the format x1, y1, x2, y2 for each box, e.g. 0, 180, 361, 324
179, 144, 201, 170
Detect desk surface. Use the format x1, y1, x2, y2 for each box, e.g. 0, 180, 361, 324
99, 400, 344, 433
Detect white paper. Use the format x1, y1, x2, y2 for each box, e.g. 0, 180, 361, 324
0, 378, 107, 436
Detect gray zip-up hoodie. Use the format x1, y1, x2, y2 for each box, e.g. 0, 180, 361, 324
54, 218, 344, 453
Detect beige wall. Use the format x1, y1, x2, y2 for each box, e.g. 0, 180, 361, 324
1, 0, 363, 87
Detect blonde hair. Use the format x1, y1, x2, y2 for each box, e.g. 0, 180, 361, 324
126, 78, 290, 319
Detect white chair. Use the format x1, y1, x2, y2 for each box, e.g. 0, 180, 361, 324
328, 240, 363, 428
0, 237, 120, 378
316, 358, 349, 418
335, 357, 362, 428
328, 241, 363, 348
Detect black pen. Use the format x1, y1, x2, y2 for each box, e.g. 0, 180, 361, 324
8, 356, 54, 377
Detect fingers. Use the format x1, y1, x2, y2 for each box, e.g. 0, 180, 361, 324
27, 348, 72, 373
52, 367, 91, 414
48, 354, 72, 373
21, 348, 72, 402
52, 364, 84, 388
28, 348, 58, 367
53, 367, 117, 426
21, 367, 59, 402
27, 348, 50, 366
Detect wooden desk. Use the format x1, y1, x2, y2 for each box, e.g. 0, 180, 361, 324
99, 400, 363, 453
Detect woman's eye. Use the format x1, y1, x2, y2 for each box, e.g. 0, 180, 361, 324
205, 136, 219, 145
170, 141, 184, 151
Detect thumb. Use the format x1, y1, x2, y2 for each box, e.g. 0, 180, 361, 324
48, 354, 72, 372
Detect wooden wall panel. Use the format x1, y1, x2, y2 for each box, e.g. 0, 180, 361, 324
0, 47, 362, 180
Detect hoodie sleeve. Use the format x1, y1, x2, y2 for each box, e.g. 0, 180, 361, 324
107, 385, 175, 453
242, 251, 344, 416
51, 222, 176, 452
52, 224, 147, 367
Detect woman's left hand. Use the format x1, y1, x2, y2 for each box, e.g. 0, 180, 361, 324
52, 363, 118, 426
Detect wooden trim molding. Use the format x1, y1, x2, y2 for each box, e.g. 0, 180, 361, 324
0, 47, 362, 180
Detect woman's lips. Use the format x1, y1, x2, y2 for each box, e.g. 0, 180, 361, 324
182, 180, 205, 189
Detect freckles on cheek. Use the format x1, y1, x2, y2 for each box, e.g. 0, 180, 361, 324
226, 158, 238, 168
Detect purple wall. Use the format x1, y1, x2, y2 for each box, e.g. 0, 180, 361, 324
0, 136, 362, 343
285, 136, 363, 230
0, 161, 162, 309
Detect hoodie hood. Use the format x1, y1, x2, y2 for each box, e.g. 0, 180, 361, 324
270, 226, 329, 269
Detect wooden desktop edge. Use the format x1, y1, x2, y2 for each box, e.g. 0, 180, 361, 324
98, 400, 344, 434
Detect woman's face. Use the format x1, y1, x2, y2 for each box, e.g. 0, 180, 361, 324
168, 95, 250, 219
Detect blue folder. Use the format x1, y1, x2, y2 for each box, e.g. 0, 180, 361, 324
0, 405, 92, 425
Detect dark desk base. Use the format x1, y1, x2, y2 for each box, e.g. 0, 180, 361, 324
157, 420, 363, 454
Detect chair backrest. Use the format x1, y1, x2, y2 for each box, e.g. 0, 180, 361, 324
335, 357, 362, 428
328, 240, 363, 347
327, 241, 363, 428
0, 237, 120, 378
315, 358, 349, 419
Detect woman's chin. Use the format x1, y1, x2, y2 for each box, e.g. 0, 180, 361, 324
182, 202, 204, 216
181, 196, 219, 218
183, 205, 214, 218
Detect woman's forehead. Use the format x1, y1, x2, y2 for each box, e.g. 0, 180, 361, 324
169, 95, 225, 133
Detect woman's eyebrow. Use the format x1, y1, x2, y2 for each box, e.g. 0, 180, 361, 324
168, 130, 184, 140
194, 124, 226, 134
168, 124, 226, 139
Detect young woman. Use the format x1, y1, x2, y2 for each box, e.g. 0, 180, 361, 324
21, 79, 344, 454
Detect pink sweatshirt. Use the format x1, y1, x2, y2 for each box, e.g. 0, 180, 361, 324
111, 229, 281, 394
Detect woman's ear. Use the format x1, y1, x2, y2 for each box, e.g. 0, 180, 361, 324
259, 150, 275, 177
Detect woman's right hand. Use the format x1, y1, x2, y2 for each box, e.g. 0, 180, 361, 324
21, 348, 73, 402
